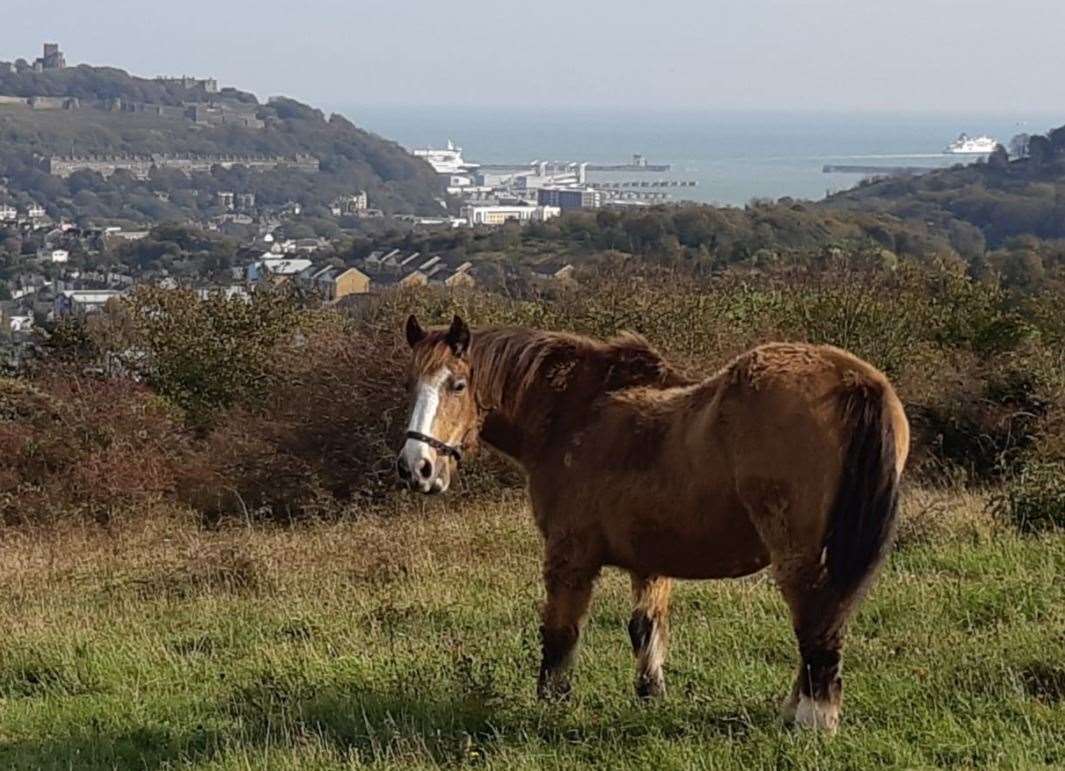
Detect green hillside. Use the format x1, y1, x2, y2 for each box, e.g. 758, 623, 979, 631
0, 65, 444, 222
823, 129, 1065, 285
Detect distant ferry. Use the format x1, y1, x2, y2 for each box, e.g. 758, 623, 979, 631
944, 133, 998, 154
411, 140, 479, 175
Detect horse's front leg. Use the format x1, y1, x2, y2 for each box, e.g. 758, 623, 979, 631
629, 574, 673, 699
537, 546, 599, 700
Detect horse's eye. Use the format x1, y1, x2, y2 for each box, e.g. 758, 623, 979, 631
452, 379, 467, 393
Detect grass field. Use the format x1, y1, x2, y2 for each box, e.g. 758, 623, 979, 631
0, 487, 1062, 770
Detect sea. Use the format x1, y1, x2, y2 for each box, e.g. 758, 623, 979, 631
327, 105, 1061, 207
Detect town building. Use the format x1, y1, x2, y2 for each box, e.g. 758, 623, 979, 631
0, 204, 16, 221
38, 248, 69, 263
460, 204, 560, 226
54, 290, 124, 318
26, 204, 46, 219
246, 257, 314, 283
299, 266, 371, 301
537, 186, 603, 211
330, 192, 368, 216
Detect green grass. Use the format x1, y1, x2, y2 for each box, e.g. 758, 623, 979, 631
0, 489, 1062, 769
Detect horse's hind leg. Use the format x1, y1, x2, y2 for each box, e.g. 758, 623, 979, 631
776, 559, 856, 734
537, 549, 599, 700
628, 574, 672, 699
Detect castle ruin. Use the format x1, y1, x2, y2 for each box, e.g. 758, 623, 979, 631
34, 43, 66, 71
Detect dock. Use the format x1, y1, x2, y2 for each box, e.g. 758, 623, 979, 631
478, 155, 671, 174
822, 164, 939, 176
589, 180, 696, 189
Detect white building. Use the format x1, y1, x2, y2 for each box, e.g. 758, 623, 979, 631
39, 248, 69, 263
460, 204, 560, 226
246, 257, 314, 283
54, 290, 124, 317
0, 204, 16, 221
26, 204, 46, 219
8, 315, 34, 332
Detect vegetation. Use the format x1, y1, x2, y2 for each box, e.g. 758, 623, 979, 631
0, 489, 1062, 769
0, 67, 443, 222
3, 258, 1060, 526
3, 220, 1064, 768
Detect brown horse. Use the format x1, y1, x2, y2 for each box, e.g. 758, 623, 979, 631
397, 315, 909, 733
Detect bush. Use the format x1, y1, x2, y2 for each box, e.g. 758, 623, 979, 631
118, 285, 302, 428
8, 257, 1064, 523
0, 373, 188, 524
991, 462, 1065, 533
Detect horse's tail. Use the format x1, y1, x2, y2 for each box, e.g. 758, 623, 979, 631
822, 379, 901, 602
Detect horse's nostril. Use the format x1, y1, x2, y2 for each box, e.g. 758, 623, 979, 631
418, 459, 433, 480
396, 457, 411, 480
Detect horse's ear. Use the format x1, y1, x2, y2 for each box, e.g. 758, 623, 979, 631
405, 314, 426, 348
446, 314, 470, 357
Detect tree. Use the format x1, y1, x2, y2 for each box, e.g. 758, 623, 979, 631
988, 144, 1009, 170
1028, 135, 1052, 165
1009, 133, 1031, 159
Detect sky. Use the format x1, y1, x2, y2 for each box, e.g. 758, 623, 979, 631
3, 0, 1065, 114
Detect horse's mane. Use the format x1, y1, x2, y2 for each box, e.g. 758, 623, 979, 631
468, 327, 692, 414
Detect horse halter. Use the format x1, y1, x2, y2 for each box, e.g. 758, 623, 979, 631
405, 430, 464, 464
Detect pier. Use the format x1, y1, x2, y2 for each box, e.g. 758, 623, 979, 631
589, 180, 696, 189
822, 164, 939, 176
478, 155, 671, 174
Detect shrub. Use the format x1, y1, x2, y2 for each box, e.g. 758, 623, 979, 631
991, 462, 1065, 534
0, 373, 188, 524
118, 285, 302, 428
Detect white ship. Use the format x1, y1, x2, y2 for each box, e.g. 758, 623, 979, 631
411, 140, 479, 174
944, 133, 998, 154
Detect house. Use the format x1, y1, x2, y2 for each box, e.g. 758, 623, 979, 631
54, 290, 124, 318
196, 285, 250, 302
300, 266, 371, 301
553, 264, 576, 281
398, 271, 428, 288
442, 261, 476, 288
26, 204, 46, 219
246, 257, 314, 283
533, 263, 577, 283
8, 314, 34, 332
0, 204, 16, 221
38, 248, 69, 263
291, 238, 327, 254
330, 192, 368, 216
103, 229, 150, 243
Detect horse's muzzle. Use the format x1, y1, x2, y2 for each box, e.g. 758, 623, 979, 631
396, 454, 449, 494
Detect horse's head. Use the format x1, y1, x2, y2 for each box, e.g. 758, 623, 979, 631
397, 313, 477, 494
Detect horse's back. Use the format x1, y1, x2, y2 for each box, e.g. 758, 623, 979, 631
720, 342, 908, 559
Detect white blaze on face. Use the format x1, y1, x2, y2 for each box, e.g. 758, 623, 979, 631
400, 367, 450, 480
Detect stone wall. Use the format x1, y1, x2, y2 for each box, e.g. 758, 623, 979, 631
45, 153, 320, 179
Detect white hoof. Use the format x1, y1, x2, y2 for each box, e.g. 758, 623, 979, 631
794, 694, 840, 734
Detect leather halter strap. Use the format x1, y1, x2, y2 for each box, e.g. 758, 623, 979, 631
405, 430, 464, 463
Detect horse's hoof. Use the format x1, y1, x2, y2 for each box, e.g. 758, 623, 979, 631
635, 673, 666, 700
780, 697, 799, 723
793, 695, 840, 735
537, 674, 572, 702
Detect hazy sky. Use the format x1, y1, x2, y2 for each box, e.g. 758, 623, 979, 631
3, 0, 1064, 113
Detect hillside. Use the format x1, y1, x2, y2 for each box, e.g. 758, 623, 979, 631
0, 63, 444, 222
822, 129, 1065, 284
